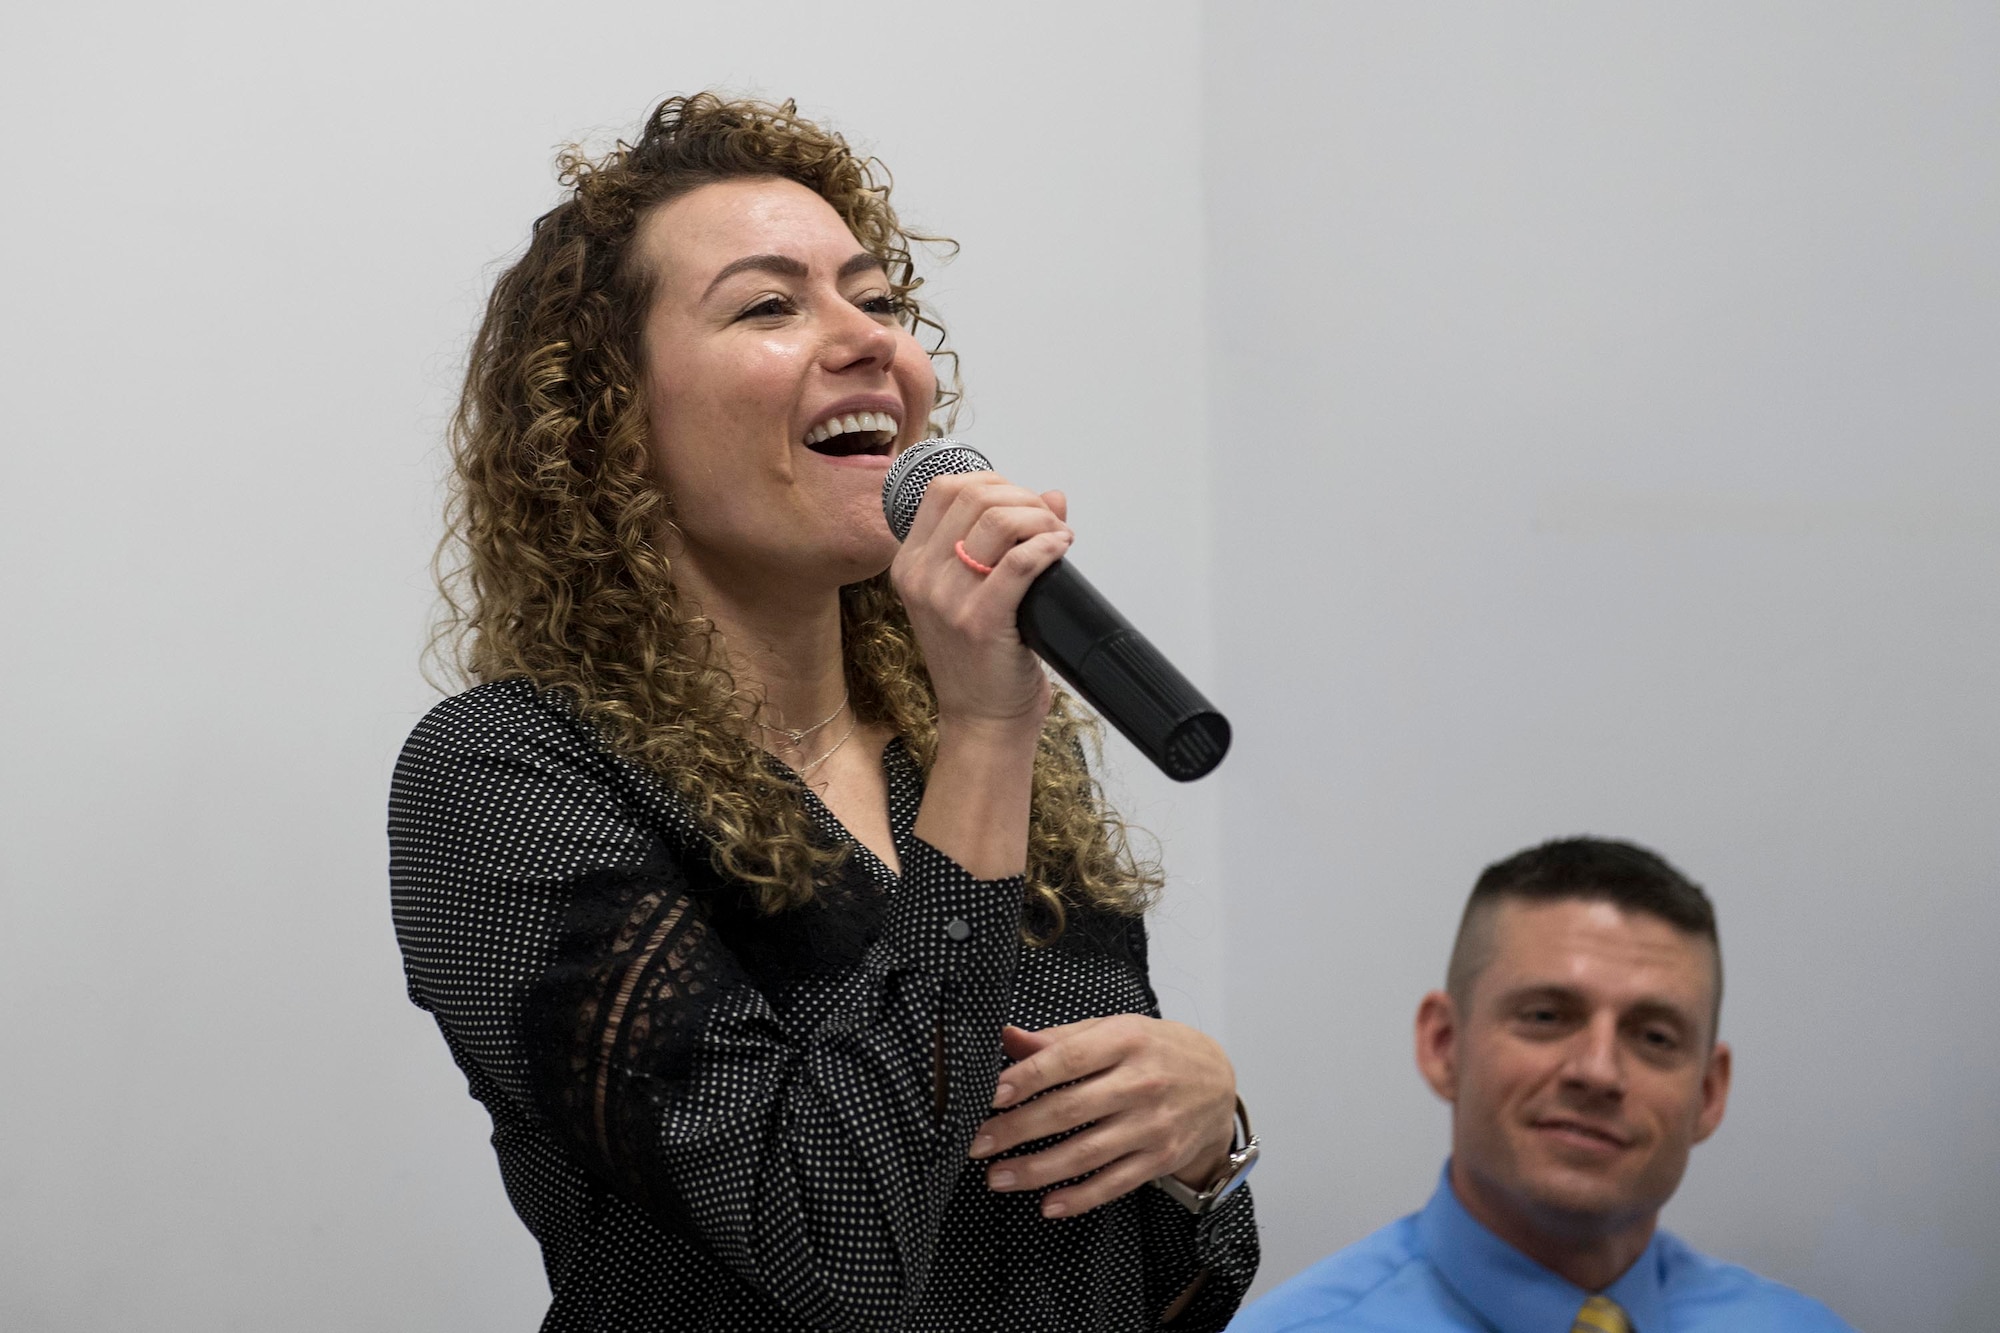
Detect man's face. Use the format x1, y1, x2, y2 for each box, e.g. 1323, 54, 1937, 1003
1416, 898, 1731, 1241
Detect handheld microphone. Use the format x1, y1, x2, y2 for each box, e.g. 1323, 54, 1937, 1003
882, 439, 1230, 782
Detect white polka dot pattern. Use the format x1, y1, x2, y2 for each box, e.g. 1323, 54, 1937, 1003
388, 679, 1257, 1330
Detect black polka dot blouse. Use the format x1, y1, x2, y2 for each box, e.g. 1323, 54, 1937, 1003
389, 679, 1258, 1331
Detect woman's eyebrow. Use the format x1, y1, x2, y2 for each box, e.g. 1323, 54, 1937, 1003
838, 251, 886, 280
702, 253, 806, 298
701, 251, 884, 300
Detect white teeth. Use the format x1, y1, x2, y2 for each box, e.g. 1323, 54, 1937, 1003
802, 410, 900, 447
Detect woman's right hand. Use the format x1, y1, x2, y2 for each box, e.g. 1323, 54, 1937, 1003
892, 470, 1072, 879
890, 471, 1072, 735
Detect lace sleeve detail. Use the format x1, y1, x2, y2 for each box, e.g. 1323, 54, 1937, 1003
521, 832, 1028, 1332
529, 845, 741, 1228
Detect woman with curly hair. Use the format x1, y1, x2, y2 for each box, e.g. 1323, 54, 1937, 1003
388, 93, 1258, 1332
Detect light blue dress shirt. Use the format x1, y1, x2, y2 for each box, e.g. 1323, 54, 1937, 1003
1229, 1166, 1854, 1332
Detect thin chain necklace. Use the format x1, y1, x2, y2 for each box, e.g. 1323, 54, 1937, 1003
756, 692, 849, 747
794, 713, 859, 779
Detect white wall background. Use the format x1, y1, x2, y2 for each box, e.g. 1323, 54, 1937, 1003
1207, 6, 1999, 1330
0, 3, 1216, 1328
0, 2, 1989, 1329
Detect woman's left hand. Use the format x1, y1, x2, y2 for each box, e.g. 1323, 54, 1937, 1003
968, 1016, 1238, 1219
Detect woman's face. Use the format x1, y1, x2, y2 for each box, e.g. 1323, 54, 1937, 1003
635, 176, 937, 596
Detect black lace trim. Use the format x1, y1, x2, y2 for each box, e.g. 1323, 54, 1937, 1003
527, 844, 740, 1230
691, 849, 888, 1001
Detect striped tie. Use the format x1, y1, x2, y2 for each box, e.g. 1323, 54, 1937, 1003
1572, 1295, 1632, 1333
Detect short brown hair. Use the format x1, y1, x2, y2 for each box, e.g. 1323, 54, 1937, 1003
1445, 837, 1722, 1020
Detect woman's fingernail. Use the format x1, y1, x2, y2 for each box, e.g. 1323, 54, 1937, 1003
993, 1082, 1015, 1107
989, 1169, 1016, 1189
969, 1136, 995, 1159
1042, 1199, 1068, 1218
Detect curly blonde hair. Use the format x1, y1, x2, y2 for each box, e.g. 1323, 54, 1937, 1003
435, 92, 1159, 938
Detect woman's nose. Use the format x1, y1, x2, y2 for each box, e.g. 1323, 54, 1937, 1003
820, 298, 899, 373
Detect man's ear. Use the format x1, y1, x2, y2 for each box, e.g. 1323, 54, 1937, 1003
1692, 1039, 1732, 1144
1415, 990, 1460, 1103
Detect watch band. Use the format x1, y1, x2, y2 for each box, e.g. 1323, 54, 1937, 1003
1150, 1097, 1259, 1215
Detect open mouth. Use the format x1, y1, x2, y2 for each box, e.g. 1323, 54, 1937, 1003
804, 410, 899, 457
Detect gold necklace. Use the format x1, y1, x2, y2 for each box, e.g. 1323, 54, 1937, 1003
756, 692, 850, 747
794, 714, 859, 778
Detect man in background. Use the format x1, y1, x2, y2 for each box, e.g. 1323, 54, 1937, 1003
1231, 837, 1853, 1332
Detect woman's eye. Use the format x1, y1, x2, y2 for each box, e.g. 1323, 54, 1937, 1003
858, 293, 904, 316
740, 296, 793, 320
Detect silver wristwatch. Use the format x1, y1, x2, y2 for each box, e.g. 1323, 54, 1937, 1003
1150, 1098, 1259, 1215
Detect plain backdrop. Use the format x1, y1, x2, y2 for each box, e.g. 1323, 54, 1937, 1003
1, 2, 1992, 1329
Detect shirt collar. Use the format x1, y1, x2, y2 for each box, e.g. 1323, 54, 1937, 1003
1418, 1162, 1667, 1333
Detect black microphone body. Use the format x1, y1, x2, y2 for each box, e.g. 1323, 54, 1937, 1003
883, 440, 1230, 782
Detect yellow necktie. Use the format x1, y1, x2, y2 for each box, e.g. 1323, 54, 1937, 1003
1572, 1295, 1632, 1333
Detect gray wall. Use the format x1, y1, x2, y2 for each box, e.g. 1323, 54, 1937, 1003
1207, 6, 1999, 1329
0, 3, 1217, 1328
0, 2, 1991, 1328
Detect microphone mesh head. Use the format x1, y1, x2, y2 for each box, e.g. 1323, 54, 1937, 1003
881, 437, 994, 540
